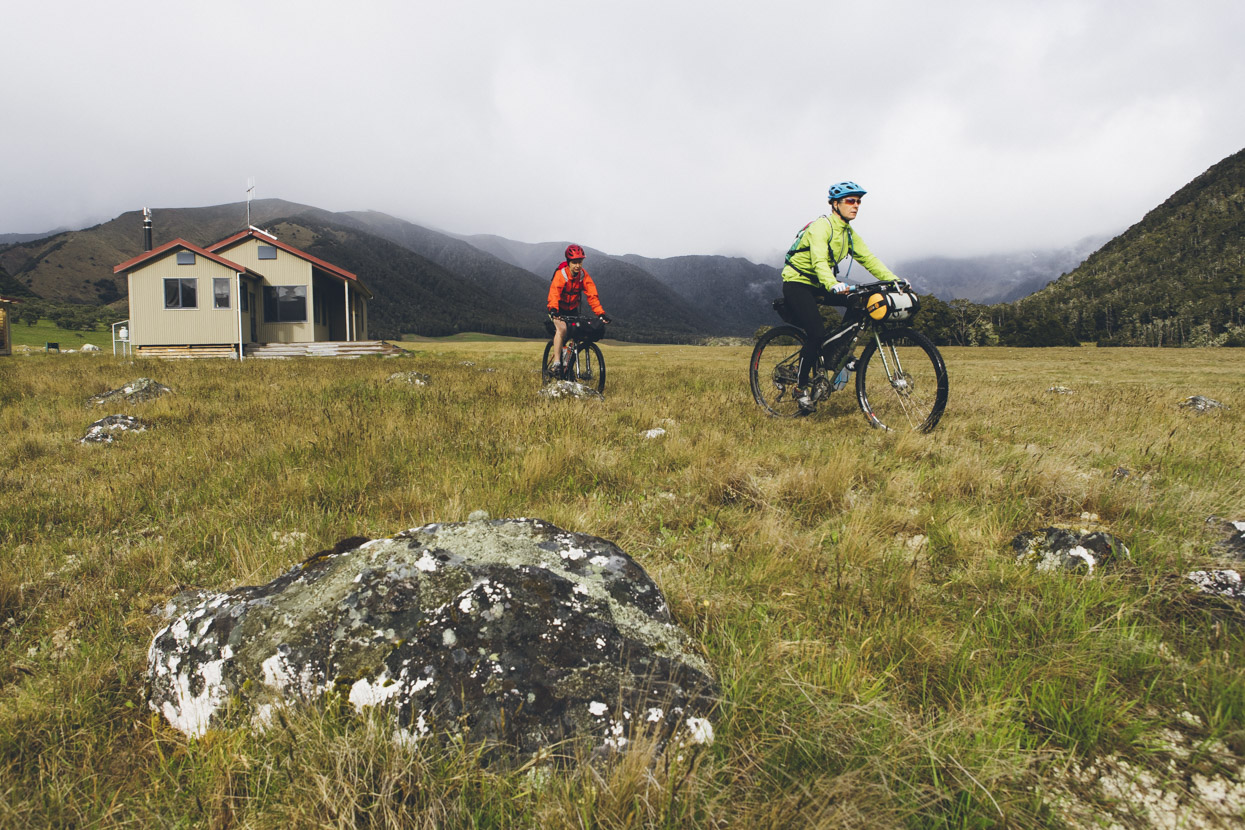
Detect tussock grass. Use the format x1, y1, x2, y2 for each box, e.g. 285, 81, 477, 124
1, 343, 1243, 827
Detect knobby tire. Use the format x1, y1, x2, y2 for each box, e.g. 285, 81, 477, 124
855, 327, 948, 432
749, 325, 806, 418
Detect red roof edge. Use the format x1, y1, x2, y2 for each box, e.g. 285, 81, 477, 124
206, 229, 360, 284
113, 239, 251, 275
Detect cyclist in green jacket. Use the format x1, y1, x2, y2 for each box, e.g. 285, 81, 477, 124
781, 181, 904, 412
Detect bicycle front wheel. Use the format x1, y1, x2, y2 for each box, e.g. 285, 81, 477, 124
855, 327, 948, 432
750, 325, 806, 418
575, 343, 606, 393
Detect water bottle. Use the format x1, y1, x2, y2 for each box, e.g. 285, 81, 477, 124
832, 366, 850, 391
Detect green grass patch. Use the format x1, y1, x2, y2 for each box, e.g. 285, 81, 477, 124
6, 317, 117, 351
1, 344, 1243, 827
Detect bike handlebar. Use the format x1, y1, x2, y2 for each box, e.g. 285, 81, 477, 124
814, 280, 912, 308
850, 280, 909, 294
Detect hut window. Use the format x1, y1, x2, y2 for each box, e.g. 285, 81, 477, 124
213, 278, 231, 309
164, 278, 197, 309
176, 251, 195, 265
257, 245, 277, 260
263, 285, 307, 323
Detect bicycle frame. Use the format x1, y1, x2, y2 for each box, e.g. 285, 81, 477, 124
817, 282, 918, 370
562, 341, 591, 379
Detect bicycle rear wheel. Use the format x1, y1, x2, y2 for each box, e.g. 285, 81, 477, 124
575, 343, 606, 393
855, 328, 948, 432
749, 325, 806, 418
541, 341, 558, 383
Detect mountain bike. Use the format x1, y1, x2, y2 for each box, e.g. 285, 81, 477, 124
541, 315, 607, 394
749, 281, 948, 432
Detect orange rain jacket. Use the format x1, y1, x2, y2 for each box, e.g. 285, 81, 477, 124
547, 262, 606, 316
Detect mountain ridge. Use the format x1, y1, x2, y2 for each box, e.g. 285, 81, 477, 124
4, 144, 1242, 345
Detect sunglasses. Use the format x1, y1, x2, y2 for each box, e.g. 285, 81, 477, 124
840, 197, 863, 205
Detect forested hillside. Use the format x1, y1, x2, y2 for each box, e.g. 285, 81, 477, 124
457, 234, 770, 336
618, 253, 778, 334
267, 218, 548, 339
1004, 147, 1245, 346
0, 201, 721, 342
0, 261, 36, 299
344, 216, 720, 341
338, 211, 551, 313
0, 199, 331, 304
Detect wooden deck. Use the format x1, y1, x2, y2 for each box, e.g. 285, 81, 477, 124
135, 341, 405, 359
245, 340, 405, 359
136, 344, 241, 359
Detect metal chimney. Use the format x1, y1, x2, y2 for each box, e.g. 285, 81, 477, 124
142, 207, 153, 252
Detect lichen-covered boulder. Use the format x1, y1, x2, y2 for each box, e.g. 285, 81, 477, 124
1187, 569, 1245, 602
1012, 527, 1129, 575
88, 377, 173, 406
147, 518, 717, 760
80, 414, 150, 444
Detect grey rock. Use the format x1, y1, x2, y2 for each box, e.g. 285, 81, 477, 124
88, 378, 173, 407
539, 380, 604, 400
147, 519, 717, 760
1187, 569, 1245, 602
1047, 386, 1074, 394
1012, 527, 1130, 575
386, 371, 430, 386
1178, 395, 1226, 412
80, 414, 151, 444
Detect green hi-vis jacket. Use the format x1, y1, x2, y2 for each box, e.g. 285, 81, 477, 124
780, 212, 897, 292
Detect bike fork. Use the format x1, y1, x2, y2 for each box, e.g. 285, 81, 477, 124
871, 333, 908, 392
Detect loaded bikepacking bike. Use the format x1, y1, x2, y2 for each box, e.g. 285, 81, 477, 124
750, 281, 948, 432
541, 315, 607, 394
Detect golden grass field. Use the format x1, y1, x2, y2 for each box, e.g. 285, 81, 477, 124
1, 340, 1243, 828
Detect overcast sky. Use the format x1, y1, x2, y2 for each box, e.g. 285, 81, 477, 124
2, 0, 1242, 265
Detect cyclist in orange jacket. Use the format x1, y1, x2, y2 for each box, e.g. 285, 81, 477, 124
547, 244, 611, 375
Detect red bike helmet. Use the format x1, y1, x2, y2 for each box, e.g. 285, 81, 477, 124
565, 244, 586, 260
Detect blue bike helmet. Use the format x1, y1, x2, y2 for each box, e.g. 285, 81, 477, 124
828, 181, 866, 201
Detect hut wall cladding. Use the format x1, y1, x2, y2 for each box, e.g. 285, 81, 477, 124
127, 256, 242, 346
215, 240, 319, 344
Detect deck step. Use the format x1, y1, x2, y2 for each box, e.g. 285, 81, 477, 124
136, 341, 404, 359
244, 340, 405, 359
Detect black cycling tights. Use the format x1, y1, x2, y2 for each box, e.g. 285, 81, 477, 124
782, 281, 833, 388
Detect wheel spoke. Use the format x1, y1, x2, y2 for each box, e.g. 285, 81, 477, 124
750, 327, 806, 418
856, 329, 947, 432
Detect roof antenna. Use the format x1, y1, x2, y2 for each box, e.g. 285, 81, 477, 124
246, 178, 255, 228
